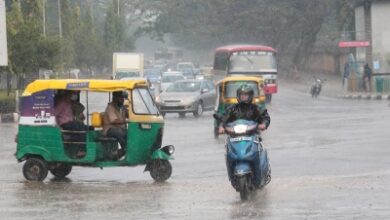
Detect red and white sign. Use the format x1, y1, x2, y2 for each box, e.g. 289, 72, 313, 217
338, 41, 370, 48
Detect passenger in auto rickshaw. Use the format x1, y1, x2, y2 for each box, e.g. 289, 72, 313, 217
103, 91, 129, 158
54, 90, 87, 157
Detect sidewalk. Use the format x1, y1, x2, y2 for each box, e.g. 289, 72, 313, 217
279, 72, 390, 100
337, 93, 390, 100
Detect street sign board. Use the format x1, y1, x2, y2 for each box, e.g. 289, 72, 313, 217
338, 41, 370, 48
0, 0, 8, 66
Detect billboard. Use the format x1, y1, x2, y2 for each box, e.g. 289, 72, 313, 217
0, 0, 7, 66
338, 41, 370, 48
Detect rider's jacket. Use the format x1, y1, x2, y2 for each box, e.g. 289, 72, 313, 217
220, 103, 270, 128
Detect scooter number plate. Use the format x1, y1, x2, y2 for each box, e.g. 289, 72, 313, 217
229, 137, 252, 142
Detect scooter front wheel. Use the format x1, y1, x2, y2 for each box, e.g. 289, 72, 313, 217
238, 176, 249, 201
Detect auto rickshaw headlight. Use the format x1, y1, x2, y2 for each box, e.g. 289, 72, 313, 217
162, 145, 175, 155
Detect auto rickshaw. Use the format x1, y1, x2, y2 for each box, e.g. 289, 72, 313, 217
213, 76, 266, 138
15, 79, 174, 182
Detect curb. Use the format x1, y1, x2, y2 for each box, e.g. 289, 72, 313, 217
0, 113, 19, 123
338, 94, 390, 100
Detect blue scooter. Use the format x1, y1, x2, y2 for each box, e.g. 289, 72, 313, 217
223, 119, 271, 201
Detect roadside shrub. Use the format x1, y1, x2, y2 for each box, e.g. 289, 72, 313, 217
0, 98, 16, 113
0, 91, 16, 113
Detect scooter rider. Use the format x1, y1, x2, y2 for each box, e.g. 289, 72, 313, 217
218, 85, 270, 133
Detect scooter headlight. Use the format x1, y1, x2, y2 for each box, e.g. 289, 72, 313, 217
162, 145, 175, 155
233, 125, 248, 134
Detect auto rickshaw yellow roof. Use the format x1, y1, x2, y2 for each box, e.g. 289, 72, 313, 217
22, 79, 148, 96
217, 75, 264, 84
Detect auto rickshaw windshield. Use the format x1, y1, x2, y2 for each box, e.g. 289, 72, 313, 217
224, 81, 259, 98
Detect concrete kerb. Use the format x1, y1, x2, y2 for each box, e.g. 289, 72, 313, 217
338, 93, 390, 100
0, 112, 19, 123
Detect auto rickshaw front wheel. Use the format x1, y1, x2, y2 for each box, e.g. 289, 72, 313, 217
149, 159, 172, 182
23, 157, 48, 181
50, 163, 72, 179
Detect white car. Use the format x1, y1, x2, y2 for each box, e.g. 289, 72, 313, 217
161, 71, 185, 91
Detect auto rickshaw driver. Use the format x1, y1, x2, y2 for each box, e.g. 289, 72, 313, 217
103, 91, 129, 158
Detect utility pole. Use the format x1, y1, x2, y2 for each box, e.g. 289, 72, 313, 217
117, 0, 119, 16
58, 0, 62, 38
90, 0, 94, 24
42, 0, 46, 37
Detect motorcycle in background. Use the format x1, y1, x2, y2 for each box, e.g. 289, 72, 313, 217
310, 77, 325, 98
221, 119, 271, 201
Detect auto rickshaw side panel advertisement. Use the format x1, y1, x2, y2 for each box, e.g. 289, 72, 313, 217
19, 90, 56, 125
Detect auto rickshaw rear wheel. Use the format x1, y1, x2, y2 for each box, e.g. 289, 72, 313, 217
50, 163, 72, 178
149, 159, 172, 182
23, 157, 48, 181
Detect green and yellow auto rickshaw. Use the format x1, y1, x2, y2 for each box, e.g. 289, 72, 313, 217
15, 79, 174, 182
213, 76, 266, 138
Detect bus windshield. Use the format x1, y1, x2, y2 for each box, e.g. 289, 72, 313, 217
229, 51, 276, 72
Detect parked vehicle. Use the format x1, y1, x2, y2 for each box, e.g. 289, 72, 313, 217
15, 79, 174, 182
161, 71, 185, 91
113, 53, 144, 80
310, 77, 325, 98
222, 119, 271, 201
214, 76, 266, 138
156, 79, 216, 117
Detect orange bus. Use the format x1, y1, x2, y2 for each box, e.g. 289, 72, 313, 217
212, 44, 277, 102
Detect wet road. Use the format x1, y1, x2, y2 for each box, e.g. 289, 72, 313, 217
1, 82, 390, 219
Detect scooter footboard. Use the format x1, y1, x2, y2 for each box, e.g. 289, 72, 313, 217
234, 162, 252, 176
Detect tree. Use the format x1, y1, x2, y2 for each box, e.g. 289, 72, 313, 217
74, 4, 101, 73
103, 0, 135, 70
58, 0, 80, 71
139, 0, 358, 72
5, 0, 62, 89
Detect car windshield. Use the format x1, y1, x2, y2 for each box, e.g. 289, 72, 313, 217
166, 81, 201, 92
162, 75, 184, 83
115, 72, 140, 79
224, 81, 260, 98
